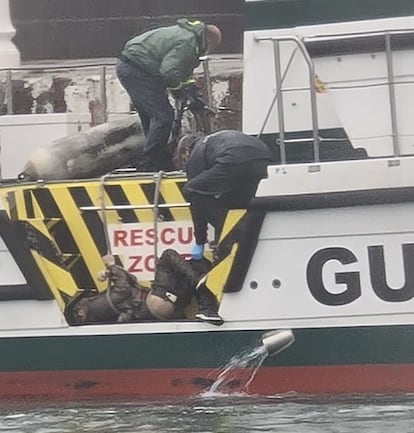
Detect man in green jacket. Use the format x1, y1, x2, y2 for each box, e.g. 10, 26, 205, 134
116, 19, 222, 171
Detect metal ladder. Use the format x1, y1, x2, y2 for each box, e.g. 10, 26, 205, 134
79, 170, 191, 268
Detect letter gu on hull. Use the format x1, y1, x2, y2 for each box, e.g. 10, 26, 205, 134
306, 244, 414, 306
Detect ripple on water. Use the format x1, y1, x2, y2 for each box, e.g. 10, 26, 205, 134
1, 394, 414, 433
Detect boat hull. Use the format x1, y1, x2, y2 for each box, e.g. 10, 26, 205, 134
1, 325, 414, 399
3, 364, 414, 400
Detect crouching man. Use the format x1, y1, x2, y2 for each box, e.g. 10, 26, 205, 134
67, 249, 223, 325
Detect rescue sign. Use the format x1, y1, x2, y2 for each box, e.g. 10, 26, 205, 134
108, 221, 213, 279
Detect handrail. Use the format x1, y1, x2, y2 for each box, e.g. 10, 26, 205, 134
0, 54, 241, 72
254, 35, 320, 162
385, 33, 400, 157
257, 47, 297, 140
0, 59, 117, 72
79, 203, 190, 211
84, 171, 190, 267
1, 62, 112, 117
302, 28, 414, 43
254, 28, 407, 161
0, 55, 234, 120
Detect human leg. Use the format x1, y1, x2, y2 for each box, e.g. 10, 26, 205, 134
130, 75, 173, 167
185, 193, 228, 245
194, 282, 223, 325
136, 108, 150, 136
116, 60, 174, 169
183, 163, 243, 243
225, 159, 270, 208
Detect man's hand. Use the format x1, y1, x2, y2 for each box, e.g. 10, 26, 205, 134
170, 84, 205, 110
97, 270, 109, 282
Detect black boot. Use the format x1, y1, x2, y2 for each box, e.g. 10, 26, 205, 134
195, 283, 224, 326
135, 156, 157, 172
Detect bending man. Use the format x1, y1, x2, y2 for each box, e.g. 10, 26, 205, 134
116, 19, 222, 171
176, 130, 273, 259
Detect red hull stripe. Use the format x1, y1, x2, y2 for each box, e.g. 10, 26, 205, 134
1, 364, 414, 400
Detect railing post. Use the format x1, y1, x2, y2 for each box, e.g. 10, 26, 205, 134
273, 40, 286, 164
152, 171, 164, 266
201, 56, 214, 110
385, 33, 400, 157
5, 69, 13, 114
99, 65, 108, 123
0, 0, 20, 67
254, 36, 320, 163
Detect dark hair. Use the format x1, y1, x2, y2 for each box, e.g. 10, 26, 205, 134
173, 132, 205, 170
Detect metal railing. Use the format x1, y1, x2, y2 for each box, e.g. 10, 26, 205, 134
79, 170, 191, 264
254, 35, 320, 163
0, 60, 116, 117
253, 29, 411, 161
0, 56, 227, 119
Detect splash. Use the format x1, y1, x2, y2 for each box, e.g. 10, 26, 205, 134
203, 345, 268, 396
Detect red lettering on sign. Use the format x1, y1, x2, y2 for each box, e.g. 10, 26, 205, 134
113, 224, 195, 248
160, 227, 175, 245
113, 230, 128, 247
146, 228, 155, 246
129, 255, 143, 272
144, 255, 156, 272
130, 229, 143, 246
127, 254, 156, 273
177, 227, 192, 244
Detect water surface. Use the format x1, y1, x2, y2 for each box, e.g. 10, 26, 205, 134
1, 394, 414, 433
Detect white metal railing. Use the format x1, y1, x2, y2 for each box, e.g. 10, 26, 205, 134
254, 35, 320, 163
254, 29, 414, 161
79, 170, 190, 264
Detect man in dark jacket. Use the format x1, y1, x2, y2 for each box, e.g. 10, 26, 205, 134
177, 130, 273, 261
116, 19, 222, 171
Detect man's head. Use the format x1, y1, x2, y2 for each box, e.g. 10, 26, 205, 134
102, 254, 115, 268
205, 25, 222, 53
174, 132, 205, 170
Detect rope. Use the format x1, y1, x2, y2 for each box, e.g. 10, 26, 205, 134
105, 285, 121, 315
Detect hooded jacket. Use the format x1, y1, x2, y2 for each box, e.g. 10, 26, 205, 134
186, 130, 273, 181
183, 130, 273, 245
121, 19, 207, 88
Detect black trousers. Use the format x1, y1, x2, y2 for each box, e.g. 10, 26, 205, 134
116, 59, 174, 168
183, 159, 269, 244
